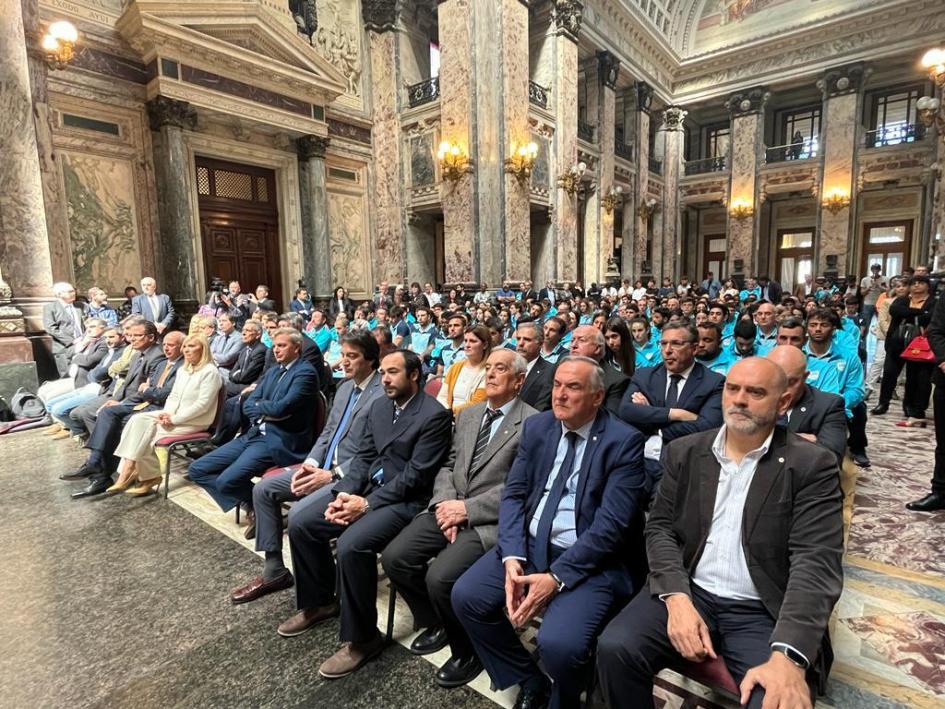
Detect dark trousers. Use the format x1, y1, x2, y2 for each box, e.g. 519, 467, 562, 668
288, 493, 415, 643
597, 584, 779, 709
188, 428, 278, 512
877, 341, 905, 406
847, 402, 868, 453
452, 546, 618, 709
381, 512, 486, 660
903, 361, 934, 418
252, 468, 333, 554
212, 395, 246, 444
67, 395, 109, 436
932, 370, 945, 495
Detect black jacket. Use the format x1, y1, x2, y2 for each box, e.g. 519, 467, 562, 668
519, 357, 554, 411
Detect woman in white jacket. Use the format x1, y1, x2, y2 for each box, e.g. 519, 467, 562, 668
109, 334, 223, 496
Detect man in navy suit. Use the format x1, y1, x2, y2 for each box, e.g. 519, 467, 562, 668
276, 350, 452, 680
618, 320, 724, 493
131, 276, 175, 334
188, 328, 319, 512
451, 356, 648, 709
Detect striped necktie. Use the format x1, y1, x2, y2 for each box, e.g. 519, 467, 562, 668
469, 408, 503, 472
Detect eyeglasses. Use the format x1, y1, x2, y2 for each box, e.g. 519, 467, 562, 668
658, 339, 693, 350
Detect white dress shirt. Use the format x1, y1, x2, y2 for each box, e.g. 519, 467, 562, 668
643, 363, 695, 461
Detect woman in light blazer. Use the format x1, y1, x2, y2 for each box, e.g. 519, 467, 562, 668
437, 324, 491, 414
109, 334, 223, 496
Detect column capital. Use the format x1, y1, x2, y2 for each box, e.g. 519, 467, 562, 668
725, 87, 769, 117
817, 62, 870, 99
635, 81, 653, 113
297, 135, 330, 160
597, 50, 620, 90
362, 0, 399, 33
146, 96, 197, 131
554, 0, 584, 43
662, 105, 687, 131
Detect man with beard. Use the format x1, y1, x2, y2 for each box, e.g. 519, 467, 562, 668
598, 357, 844, 709
695, 322, 736, 376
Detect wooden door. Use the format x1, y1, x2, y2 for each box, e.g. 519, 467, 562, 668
861, 221, 912, 278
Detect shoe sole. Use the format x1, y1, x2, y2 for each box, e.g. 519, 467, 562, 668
277, 610, 339, 637
231, 577, 294, 605
318, 641, 386, 679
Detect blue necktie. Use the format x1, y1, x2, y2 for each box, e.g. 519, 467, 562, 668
323, 386, 362, 468
532, 431, 578, 571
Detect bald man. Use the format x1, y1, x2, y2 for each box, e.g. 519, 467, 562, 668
766, 346, 847, 464
599, 357, 844, 709
566, 324, 629, 413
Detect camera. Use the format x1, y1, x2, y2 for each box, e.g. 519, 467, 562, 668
209, 277, 227, 294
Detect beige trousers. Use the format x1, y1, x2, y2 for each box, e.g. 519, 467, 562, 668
113, 411, 203, 481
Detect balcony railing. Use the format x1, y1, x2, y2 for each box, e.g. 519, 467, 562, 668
577, 120, 595, 143
648, 157, 662, 175
865, 123, 925, 148
615, 141, 633, 161
684, 156, 727, 175
528, 81, 549, 109
765, 142, 818, 164
406, 77, 439, 108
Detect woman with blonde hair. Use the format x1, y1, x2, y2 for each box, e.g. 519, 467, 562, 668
437, 324, 491, 414
109, 334, 223, 496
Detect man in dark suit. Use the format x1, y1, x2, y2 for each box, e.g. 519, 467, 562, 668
43, 282, 86, 377
63, 322, 177, 497
618, 321, 725, 491
229, 330, 385, 603
516, 320, 553, 411
131, 276, 175, 334
452, 356, 648, 709
758, 275, 782, 304
225, 321, 268, 396
597, 357, 844, 709
276, 350, 452, 680
382, 349, 537, 688
188, 328, 319, 512
519, 281, 539, 303
908, 293, 945, 511
538, 280, 557, 306
268, 313, 330, 399
767, 345, 847, 464
567, 325, 628, 413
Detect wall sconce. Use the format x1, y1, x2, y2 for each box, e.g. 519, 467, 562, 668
821, 187, 851, 215
437, 140, 473, 182
505, 142, 538, 184
601, 185, 623, 213
922, 47, 945, 87
728, 198, 753, 221
41, 20, 79, 70
636, 197, 658, 219
557, 161, 586, 196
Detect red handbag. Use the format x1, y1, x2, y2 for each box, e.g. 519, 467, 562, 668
901, 334, 936, 363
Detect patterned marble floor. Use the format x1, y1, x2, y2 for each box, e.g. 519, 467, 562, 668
1, 411, 942, 708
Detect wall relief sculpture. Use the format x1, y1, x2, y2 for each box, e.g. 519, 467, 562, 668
315, 0, 363, 98
328, 192, 368, 293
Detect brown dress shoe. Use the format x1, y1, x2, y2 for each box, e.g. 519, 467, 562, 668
230, 571, 294, 605
318, 633, 386, 679
277, 603, 339, 637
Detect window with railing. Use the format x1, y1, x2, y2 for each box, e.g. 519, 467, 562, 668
615, 126, 633, 160
648, 156, 662, 175
704, 123, 730, 161
684, 156, 727, 175
406, 77, 439, 108
773, 106, 820, 162
866, 86, 926, 147
578, 120, 595, 143
528, 81, 549, 109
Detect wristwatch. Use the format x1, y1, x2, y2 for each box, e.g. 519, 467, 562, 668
548, 570, 566, 593
772, 645, 809, 670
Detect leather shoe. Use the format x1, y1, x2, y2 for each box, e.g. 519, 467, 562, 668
71, 478, 111, 498
906, 493, 945, 512
243, 510, 256, 540
318, 633, 386, 678
435, 654, 484, 689
870, 403, 888, 415
230, 570, 294, 604
60, 464, 99, 481
513, 685, 550, 709
850, 450, 871, 468
409, 625, 448, 655
277, 602, 339, 637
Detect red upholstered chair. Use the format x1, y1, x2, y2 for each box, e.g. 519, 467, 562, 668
423, 376, 443, 398
676, 656, 740, 697
154, 387, 227, 500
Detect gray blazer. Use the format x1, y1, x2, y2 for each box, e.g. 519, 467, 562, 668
308, 370, 384, 470
131, 293, 175, 328
42, 301, 85, 353
429, 397, 537, 549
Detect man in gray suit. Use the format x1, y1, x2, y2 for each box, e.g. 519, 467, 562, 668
382, 348, 536, 689
229, 329, 384, 604
767, 346, 848, 464
131, 276, 175, 334
42, 282, 86, 377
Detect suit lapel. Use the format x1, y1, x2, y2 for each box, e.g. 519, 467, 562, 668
351, 371, 380, 417
677, 364, 703, 408
788, 387, 815, 432
654, 366, 668, 405
574, 411, 608, 515
458, 404, 484, 478
375, 391, 422, 452
697, 449, 722, 542
743, 430, 788, 539
468, 400, 524, 477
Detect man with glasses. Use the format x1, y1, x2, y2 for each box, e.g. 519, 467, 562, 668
618, 321, 725, 493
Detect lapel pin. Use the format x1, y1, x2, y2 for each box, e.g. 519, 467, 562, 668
778, 457, 785, 463
592, 436, 597, 441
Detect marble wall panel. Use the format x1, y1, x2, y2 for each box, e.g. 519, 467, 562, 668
598, 86, 616, 281
554, 37, 579, 281
409, 133, 436, 187
727, 112, 761, 274
633, 110, 651, 276
931, 138, 945, 270
819, 92, 857, 273
531, 132, 550, 189
327, 190, 369, 294
661, 127, 683, 280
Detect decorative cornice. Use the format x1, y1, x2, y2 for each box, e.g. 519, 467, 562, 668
146, 96, 197, 130
297, 134, 330, 160
817, 62, 871, 99
662, 105, 687, 131
554, 0, 584, 43
362, 0, 399, 33
597, 50, 620, 90
725, 87, 770, 117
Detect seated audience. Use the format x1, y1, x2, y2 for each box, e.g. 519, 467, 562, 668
597, 357, 844, 709
382, 349, 536, 688
438, 325, 491, 413
277, 351, 451, 680
209, 313, 242, 373
38, 317, 108, 402
131, 276, 175, 334
290, 287, 313, 320
515, 319, 554, 412
539, 316, 568, 363
328, 285, 354, 320
84, 287, 118, 326
566, 325, 629, 413
451, 356, 647, 709
43, 281, 86, 377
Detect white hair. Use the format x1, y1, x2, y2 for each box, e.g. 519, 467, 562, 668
53, 282, 74, 297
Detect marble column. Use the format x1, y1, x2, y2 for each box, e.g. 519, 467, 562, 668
552, 0, 582, 282
0, 0, 54, 300
816, 64, 867, 276
930, 121, 945, 270
660, 106, 686, 280
297, 136, 331, 297
632, 82, 653, 278
147, 96, 198, 302
364, 1, 404, 283
592, 51, 619, 286
725, 87, 769, 280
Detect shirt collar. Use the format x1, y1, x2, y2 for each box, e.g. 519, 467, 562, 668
669, 362, 695, 382
354, 369, 377, 391
711, 425, 775, 466
560, 416, 595, 441
488, 398, 517, 417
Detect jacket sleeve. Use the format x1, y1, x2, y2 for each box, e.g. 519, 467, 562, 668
771, 449, 844, 663
159, 295, 175, 327
170, 368, 223, 425
333, 406, 377, 497
617, 374, 668, 435
247, 366, 318, 419
927, 294, 945, 363
660, 377, 725, 441
71, 340, 107, 370
366, 406, 453, 509
495, 419, 536, 561
308, 384, 347, 466
815, 394, 849, 465
644, 439, 693, 597
43, 305, 75, 348
428, 407, 465, 508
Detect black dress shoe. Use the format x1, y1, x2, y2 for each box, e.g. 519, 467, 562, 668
410, 626, 448, 655
906, 493, 945, 512
435, 654, 483, 688
870, 403, 888, 415
71, 478, 111, 498
850, 450, 871, 468
60, 464, 99, 481
512, 685, 550, 709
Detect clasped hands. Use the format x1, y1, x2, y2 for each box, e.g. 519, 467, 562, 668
291, 462, 334, 497
324, 491, 368, 526
434, 500, 468, 543
630, 392, 698, 422
665, 594, 811, 709
503, 559, 559, 629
